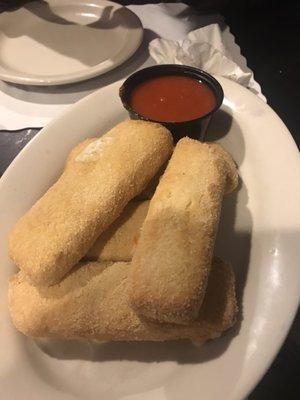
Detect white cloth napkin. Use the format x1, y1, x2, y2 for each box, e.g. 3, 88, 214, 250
0, 2, 264, 130
149, 24, 265, 100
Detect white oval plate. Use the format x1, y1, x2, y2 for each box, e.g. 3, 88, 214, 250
0, 0, 143, 86
0, 77, 299, 400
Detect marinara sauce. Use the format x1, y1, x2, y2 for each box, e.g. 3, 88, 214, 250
130, 75, 216, 123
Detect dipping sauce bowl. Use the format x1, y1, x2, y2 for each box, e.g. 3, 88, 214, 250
119, 64, 224, 142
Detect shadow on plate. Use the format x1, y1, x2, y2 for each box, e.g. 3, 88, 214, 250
207, 109, 252, 338
206, 108, 233, 141
206, 105, 246, 165
35, 331, 235, 364
216, 179, 252, 338
1, 1, 142, 69
24, 1, 142, 29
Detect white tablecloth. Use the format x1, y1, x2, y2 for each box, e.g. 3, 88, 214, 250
0, 2, 263, 130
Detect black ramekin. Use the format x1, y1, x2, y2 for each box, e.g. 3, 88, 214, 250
119, 64, 224, 142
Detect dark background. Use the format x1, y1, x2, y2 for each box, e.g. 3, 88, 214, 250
222, 0, 300, 149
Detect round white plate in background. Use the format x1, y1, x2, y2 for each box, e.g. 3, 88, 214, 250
0, 0, 143, 86
0, 77, 299, 400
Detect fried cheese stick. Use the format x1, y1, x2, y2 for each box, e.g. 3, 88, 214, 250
69, 140, 164, 202
85, 201, 149, 262
130, 138, 238, 325
8, 258, 237, 342
68, 142, 150, 262
9, 121, 173, 286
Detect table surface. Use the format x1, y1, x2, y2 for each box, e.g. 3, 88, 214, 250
0, 1, 299, 400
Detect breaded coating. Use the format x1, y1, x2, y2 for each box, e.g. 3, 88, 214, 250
65, 137, 98, 168
9, 121, 173, 287
8, 258, 237, 342
68, 141, 150, 262
130, 138, 238, 325
135, 163, 167, 200
85, 201, 149, 262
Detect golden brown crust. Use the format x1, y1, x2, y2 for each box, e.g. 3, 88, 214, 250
135, 163, 167, 200
130, 138, 238, 324
65, 138, 98, 168
8, 121, 173, 287
8, 258, 238, 342
85, 201, 149, 262
210, 143, 239, 194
